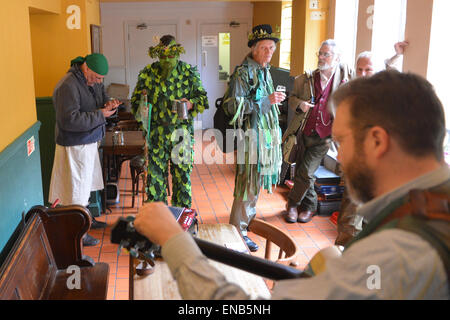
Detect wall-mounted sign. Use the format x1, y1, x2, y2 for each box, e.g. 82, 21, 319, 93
27, 136, 35, 157
202, 35, 218, 47
66, 5, 81, 30
310, 11, 325, 21
310, 0, 319, 9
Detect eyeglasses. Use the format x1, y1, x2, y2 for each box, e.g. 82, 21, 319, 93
331, 132, 351, 149
317, 51, 333, 58
332, 125, 374, 149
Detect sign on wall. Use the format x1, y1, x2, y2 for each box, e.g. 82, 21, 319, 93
202, 35, 218, 47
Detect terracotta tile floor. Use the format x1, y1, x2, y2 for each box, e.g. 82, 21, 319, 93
86, 131, 338, 300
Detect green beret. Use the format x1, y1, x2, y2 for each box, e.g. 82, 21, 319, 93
85, 53, 109, 75
70, 54, 109, 75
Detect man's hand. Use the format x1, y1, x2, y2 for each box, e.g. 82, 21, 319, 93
101, 107, 117, 118
134, 202, 184, 246
394, 41, 409, 55
299, 101, 314, 113
101, 98, 120, 118
269, 91, 286, 105
180, 98, 193, 111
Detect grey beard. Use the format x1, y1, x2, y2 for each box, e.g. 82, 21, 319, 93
318, 62, 333, 71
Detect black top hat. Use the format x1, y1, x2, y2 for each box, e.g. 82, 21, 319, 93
247, 24, 280, 48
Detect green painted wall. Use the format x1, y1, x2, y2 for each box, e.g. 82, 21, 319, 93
0, 122, 44, 261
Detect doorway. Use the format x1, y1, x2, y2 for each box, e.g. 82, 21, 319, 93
197, 22, 249, 129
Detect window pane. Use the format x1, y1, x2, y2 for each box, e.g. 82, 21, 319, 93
428, 0, 450, 133
334, 0, 358, 66
218, 33, 230, 81
280, 2, 292, 69
371, 0, 406, 71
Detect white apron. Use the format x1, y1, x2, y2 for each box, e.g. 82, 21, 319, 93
49, 142, 104, 206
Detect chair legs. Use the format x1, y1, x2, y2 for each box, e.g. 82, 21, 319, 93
130, 157, 146, 208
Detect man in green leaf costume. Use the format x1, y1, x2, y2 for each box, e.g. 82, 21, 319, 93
131, 35, 208, 208
224, 25, 286, 251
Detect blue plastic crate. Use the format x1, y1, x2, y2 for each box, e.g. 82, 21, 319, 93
315, 184, 345, 194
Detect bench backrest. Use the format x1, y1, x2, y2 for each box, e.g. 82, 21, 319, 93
0, 212, 57, 299
27, 205, 92, 269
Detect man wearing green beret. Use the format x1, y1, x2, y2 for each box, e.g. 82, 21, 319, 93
131, 35, 208, 208
49, 53, 119, 246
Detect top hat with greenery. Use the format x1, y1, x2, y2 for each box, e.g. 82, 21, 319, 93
247, 24, 280, 48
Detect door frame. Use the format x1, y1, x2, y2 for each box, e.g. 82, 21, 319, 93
196, 18, 251, 75
124, 19, 180, 88
195, 19, 251, 129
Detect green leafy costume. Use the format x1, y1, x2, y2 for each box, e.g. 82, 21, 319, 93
131, 61, 208, 208
225, 56, 282, 235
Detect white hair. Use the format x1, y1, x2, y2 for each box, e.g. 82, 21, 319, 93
356, 51, 373, 63
321, 39, 341, 57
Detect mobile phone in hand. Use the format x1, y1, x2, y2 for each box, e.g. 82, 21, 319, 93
276, 85, 286, 93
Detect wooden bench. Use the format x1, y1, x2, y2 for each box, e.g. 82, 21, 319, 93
0, 205, 109, 300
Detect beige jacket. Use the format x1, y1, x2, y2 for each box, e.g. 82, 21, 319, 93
283, 63, 355, 141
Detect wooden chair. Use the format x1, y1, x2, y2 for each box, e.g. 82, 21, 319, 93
108, 120, 147, 208
129, 154, 146, 208
248, 218, 299, 289
248, 218, 298, 266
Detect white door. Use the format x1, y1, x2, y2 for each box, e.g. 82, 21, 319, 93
126, 22, 177, 97
198, 22, 249, 129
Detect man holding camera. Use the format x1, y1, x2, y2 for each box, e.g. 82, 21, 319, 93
284, 40, 355, 224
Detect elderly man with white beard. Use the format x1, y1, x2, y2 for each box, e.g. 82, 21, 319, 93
284, 39, 355, 224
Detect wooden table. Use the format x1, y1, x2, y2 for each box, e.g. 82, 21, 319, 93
130, 223, 271, 300
100, 130, 145, 212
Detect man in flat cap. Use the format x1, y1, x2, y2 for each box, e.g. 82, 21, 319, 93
131, 35, 208, 209
223, 24, 285, 251
49, 53, 120, 246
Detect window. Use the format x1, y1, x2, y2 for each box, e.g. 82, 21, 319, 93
428, 0, 450, 130
279, 2, 292, 69
334, 0, 358, 66
371, 0, 407, 71
218, 33, 230, 81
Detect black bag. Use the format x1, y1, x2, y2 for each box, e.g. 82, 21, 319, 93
213, 93, 237, 153
213, 65, 257, 153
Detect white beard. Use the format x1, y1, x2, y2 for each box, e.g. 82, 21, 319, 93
318, 61, 336, 71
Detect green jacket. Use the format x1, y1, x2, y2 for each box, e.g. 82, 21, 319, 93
130, 60, 208, 132
223, 56, 282, 198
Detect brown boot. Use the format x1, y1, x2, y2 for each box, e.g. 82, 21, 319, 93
297, 210, 316, 223
285, 205, 299, 223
